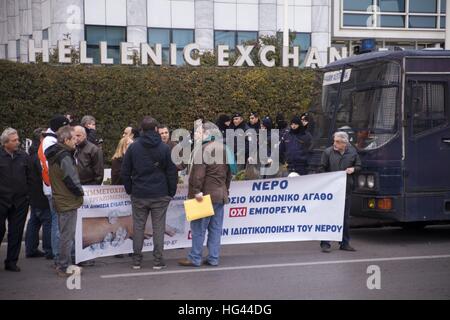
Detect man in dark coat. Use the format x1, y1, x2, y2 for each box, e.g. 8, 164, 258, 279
319, 131, 361, 253
229, 112, 251, 170
0, 128, 31, 272
121, 116, 177, 271
247, 111, 261, 133
25, 128, 52, 259
280, 115, 312, 175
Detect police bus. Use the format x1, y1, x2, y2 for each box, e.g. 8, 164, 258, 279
308, 50, 450, 226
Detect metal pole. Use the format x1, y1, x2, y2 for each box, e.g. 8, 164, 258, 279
446, 0, 450, 49
283, 0, 289, 47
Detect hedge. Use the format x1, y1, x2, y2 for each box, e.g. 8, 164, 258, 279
0, 60, 321, 164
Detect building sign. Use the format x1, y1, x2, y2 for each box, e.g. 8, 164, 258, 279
28, 40, 349, 68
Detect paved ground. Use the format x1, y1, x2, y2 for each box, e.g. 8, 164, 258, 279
1, 225, 449, 300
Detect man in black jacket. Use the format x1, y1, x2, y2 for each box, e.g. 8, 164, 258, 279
319, 131, 361, 253
121, 116, 177, 271
0, 128, 31, 272
25, 128, 52, 259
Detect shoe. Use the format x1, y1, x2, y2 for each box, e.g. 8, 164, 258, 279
5, 264, 21, 272
339, 244, 356, 252
132, 261, 141, 270
26, 250, 46, 258
77, 260, 95, 267
55, 267, 71, 278
153, 261, 167, 270
178, 258, 200, 267
320, 244, 332, 253
202, 260, 218, 267
45, 253, 54, 260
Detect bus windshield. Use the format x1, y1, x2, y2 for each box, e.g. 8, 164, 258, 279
310, 61, 401, 151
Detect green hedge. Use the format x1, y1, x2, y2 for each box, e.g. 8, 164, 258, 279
0, 60, 321, 164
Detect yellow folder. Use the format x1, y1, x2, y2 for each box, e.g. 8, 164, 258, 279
184, 195, 214, 222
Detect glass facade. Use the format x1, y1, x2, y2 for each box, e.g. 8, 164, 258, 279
148, 28, 194, 65
409, 16, 437, 28
343, 0, 372, 11
276, 32, 311, 65
85, 25, 126, 64
342, 0, 446, 29
214, 31, 258, 51
16, 39, 20, 60
42, 28, 48, 40
293, 32, 311, 65
343, 14, 372, 27
379, 0, 405, 12
409, 0, 436, 13
380, 15, 405, 27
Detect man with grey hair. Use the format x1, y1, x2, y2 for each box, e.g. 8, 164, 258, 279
319, 131, 361, 253
73, 125, 104, 185
0, 128, 31, 271
81, 115, 102, 146
44, 126, 84, 277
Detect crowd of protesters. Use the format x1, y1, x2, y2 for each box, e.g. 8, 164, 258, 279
0, 110, 360, 275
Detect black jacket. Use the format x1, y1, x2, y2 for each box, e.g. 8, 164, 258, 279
121, 130, 177, 198
229, 121, 251, 163
28, 145, 50, 209
319, 145, 362, 192
247, 120, 261, 134
75, 139, 104, 185
280, 128, 313, 173
0, 147, 30, 208
111, 157, 123, 185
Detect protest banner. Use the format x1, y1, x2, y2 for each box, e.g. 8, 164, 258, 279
75, 171, 346, 263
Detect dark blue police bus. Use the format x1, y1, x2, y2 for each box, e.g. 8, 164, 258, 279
308, 50, 450, 225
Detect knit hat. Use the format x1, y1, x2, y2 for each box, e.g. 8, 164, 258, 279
300, 112, 310, 122
49, 115, 69, 132
290, 115, 302, 125
217, 114, 231, 124
262, 116, 272, 130
276, 112, 287, 129
276, 112, 285, 122
232, 112, 243, 119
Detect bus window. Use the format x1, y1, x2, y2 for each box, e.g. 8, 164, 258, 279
350, 86, 398, 150
313, 61, 400, 150
412, 82, 447, 135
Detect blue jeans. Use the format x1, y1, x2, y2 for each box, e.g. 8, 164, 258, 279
25, 207, 52, 256
47, 195, 60, 263
188, 203, 225, 266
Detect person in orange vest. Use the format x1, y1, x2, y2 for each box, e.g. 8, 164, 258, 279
38, 115, 70, 267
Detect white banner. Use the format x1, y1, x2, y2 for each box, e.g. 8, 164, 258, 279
75, 171, 347, 263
